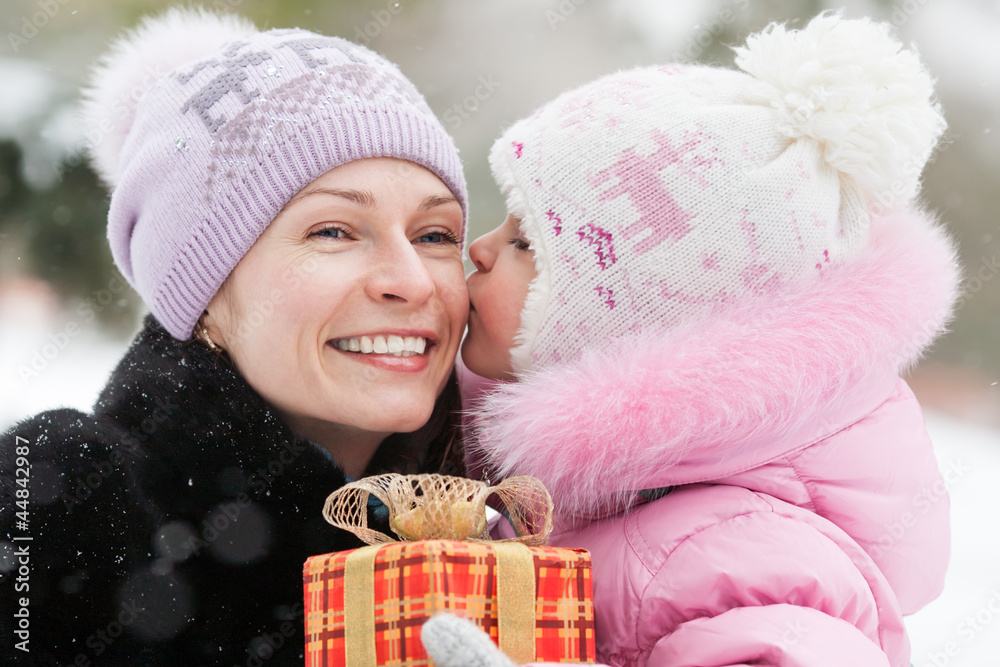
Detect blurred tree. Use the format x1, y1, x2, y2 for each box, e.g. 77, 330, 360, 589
0, 141, 34, 279
0, 141, 139, 333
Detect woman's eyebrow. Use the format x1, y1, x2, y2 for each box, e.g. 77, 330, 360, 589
286, 187, 377, 209
418, 194, 458, 211
282, 189, 456, 213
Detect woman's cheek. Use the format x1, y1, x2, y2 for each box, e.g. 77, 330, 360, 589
437, 260, 470, 326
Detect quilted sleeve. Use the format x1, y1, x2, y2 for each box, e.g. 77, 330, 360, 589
634, 494, 908, 666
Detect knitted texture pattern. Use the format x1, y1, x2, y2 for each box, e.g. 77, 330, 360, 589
489, 13, 944, 373
83, 9, 467, 340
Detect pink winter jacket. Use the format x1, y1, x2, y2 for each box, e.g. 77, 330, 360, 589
462, 210, 961, 667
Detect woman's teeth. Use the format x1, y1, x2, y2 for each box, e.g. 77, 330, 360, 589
333, 335, 427, 357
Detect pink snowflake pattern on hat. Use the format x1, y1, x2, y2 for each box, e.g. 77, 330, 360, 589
576, 223, 616, 270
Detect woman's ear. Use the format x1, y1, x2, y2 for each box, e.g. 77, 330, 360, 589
199, 279, 235, 352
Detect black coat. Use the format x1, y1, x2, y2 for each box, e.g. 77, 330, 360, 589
0, 314, 464, 666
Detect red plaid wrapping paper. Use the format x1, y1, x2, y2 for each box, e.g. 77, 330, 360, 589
303, 539, 595, 666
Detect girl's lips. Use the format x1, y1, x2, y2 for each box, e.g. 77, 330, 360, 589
326, 341, 431, 373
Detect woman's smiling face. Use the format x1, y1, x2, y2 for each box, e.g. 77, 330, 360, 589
206, 157, 468, 443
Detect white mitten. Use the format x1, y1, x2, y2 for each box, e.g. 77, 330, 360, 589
421, 614, 516, 667
421, 613, 610, 667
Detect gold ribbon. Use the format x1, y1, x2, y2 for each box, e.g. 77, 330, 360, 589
494, 542, 537, 665
323, 475, 553, 665
343, 546, 378, 666
323, 474, 553, 547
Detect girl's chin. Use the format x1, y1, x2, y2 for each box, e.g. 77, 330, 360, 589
459, 345, 507, 381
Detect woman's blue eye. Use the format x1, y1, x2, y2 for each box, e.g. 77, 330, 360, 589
418, 231, 460, 245
313, 226, 349, 239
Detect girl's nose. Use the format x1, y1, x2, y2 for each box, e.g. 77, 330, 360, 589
467, 233, 495, 273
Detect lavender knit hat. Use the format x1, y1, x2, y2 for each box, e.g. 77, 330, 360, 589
491, 13, 945, 372
81, 7, 467, 340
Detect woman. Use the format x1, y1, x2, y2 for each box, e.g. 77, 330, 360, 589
0, 8, 468, 665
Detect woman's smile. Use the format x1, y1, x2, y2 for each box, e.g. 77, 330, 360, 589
326, 330, 437, 372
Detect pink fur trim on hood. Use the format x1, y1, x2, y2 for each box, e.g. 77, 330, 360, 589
471, 207, 961, 520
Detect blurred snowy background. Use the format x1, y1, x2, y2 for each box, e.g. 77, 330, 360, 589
0, 0, 998, 664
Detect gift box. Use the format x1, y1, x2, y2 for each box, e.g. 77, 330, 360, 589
304, 474, 596, 666
304, 539, 595, 666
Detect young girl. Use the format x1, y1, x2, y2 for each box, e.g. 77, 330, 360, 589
428, 13, 959, 667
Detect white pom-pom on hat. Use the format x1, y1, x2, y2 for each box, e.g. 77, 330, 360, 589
80, 6, 258, 188
734, 12, 946, 205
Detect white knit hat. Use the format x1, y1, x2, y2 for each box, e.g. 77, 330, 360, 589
490, 13, 945, 372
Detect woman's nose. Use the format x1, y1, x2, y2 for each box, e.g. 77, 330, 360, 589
367, 240, 436, 304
